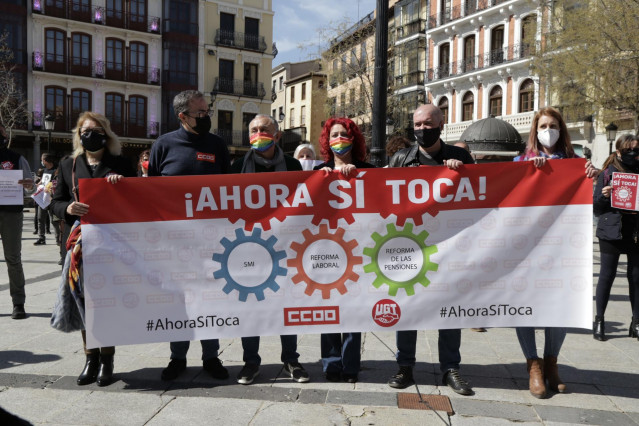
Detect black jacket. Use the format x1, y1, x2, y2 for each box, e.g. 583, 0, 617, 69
388, 142, 474, 168
50, 152, 136, 226
594, 165, 638, 241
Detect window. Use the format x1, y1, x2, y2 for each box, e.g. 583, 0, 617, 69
45, 28, 66, 73
301, 83, 306, 100
166, 0, 198, 35
318, 80, 324, 89
45, 86, 66, 130
301, 105, 306, 126
272, 80, 276, 92
129, 0, 147, 32
69, 0, 91, 21
438, 97, 449, 124
272, 109, 276, 118
519, 79, 534, 113
105, 92, 124, 135
107, 0, 125, 28
70, 33, 91, 76
489, 86, 503, 116
491, 25, 505, 65
71, 89, 91, 124
462, 92, 474, 121
219, 59, 234, 93
129, 42, 147, 83
220, 12, 235, 45
164, 45, 197, 86
245, 17, 259, 50
439, 43, 450, 77
360, 41, 367, 72
521, 15, 537, 57
243, 62, 258, 96
278, 106, 284, 122
290, 86, 295, 103
289, 108, 294, 127
128, 95, 147, 137
463, 36, 475, 72
106, 38, 124, 79
279, 76, 283, 91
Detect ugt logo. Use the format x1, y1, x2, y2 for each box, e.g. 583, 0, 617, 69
372, 299, 401, 327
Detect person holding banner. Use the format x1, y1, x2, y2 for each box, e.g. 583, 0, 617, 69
512, 106, 582, 398
49, 112, 135, 386
387, 104, 474, 395
231, 114, 310, 385
593, 134, 639, 342
0, 124, 33, 320
148, 90, 232, 383
314, 117, 374, 383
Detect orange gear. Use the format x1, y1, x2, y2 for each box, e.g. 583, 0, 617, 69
288, 224, 362, 299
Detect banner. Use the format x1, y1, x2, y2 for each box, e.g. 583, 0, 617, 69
611, 172, 639, 211
80, 159, 593, 348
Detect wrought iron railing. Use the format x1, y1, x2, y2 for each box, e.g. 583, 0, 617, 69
215, 129, 248, 147
427, 0, 505, 29
212, 78, 266, 99
214, 29, 267, 53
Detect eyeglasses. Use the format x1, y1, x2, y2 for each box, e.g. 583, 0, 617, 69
186, 109, 214, 119
80, 127, 105, 135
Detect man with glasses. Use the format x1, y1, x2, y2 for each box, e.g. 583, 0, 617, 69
149, 90, 231, 382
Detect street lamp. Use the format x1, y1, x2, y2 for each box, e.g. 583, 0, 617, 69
44, 114, 55, 153
605, 122, 618, 154
385, 117, 394, 137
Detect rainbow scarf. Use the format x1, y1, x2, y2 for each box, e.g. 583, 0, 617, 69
250, 132, 275, 152
329, 136, 353, 156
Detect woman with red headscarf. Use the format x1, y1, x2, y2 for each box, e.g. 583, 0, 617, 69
314, 117, 374, 382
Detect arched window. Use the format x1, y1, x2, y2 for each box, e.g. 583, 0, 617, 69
106, 38, 125, 80
45, 28, 66, 73
463, 36, 475, 72
70, 32, 91, 76
489, 86, 502, 117
105, 92, 125, 135
45, 86, 66, 130
129, 41, 147, 83
128, 95, 147, 138
439, 43, 450, 78
519, 79, 535, 113
521, 15, 537, 57
491, 25, 504, 65
71, 89, 92, 125
462, 92, 474, 122
438, 97, 449, 124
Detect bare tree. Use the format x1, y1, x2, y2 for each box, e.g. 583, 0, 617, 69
533, 1, 639, 131
0, 32, 29, 147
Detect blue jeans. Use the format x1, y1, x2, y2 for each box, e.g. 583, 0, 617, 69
516, 327, 566, 359
396, 329, 461, 373
241, 335, 298, 366
170, 339, 219, 361
321, 332, 361, 375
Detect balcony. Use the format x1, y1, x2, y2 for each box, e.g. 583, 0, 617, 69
395, 70, 425, 90
214, 29, 267, 53
33, 52, 160, 85
426, 43, 533, 82
212, 78, 266, 99
32, 0, 161, 34
32, 111, 159, 138
215, 129, 249, 147
395, 19, 426, 41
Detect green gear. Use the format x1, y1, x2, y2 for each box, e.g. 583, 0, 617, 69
363, 222, 438, 296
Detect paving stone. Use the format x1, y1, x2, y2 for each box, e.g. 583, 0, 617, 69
452, 398, 539, 422
326, 389, 397, 407
298, 388, 328, 404
534, 405, 637, 425
147, 397, 262, 426
251, 401, 349, 426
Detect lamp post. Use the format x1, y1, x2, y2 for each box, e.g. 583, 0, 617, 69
44, 114, 55, 153
385, 117, 394, 138
605, 122, 618, 154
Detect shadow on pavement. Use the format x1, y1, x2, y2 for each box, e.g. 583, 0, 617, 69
0, 351, 61, 370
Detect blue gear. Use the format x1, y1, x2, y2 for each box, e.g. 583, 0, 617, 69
212, 228, 286, 302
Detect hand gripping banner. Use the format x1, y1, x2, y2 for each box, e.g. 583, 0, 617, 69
79, 159, 593, 348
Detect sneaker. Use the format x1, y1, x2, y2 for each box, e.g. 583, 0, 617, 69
443, 369, 473, 396
388, 366, 414, 389
283, 361, 310, 383
161, 359, 186, 381
11, 304, 26, 320
203, 357, 229, 380
33, 238, 46, 246
237, 363, 260, 385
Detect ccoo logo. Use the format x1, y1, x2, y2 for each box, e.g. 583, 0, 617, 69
372, 299, 401, 327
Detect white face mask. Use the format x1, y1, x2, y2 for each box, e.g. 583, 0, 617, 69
537, 128, 560, 148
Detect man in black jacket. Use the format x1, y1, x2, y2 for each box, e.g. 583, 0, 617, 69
387, 104, 474, 396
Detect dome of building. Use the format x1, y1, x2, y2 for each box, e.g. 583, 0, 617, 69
458, 116, 524, 153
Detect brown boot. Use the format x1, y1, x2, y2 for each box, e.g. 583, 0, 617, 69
526, 358, 546, 398
544, 355, 566, 393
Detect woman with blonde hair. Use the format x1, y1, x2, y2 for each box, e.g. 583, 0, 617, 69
50, 111, 135, 387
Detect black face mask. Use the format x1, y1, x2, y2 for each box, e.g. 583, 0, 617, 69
414, 127, 441, 149
621, 149, 639, 168
81, 131, 107, 153
190, 115, 211, 135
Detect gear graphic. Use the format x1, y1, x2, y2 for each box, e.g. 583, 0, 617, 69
363, 222, 438, 296
212, 228, 286, 302
288, 224, 362, 299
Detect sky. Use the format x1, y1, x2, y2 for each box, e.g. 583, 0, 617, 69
272, 0, 377, 67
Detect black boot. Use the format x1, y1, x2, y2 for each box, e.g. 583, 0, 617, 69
96, 354, 114, 387
593, 316, 606, 341
77, 354, 100, 385
630, 317, 638, 338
